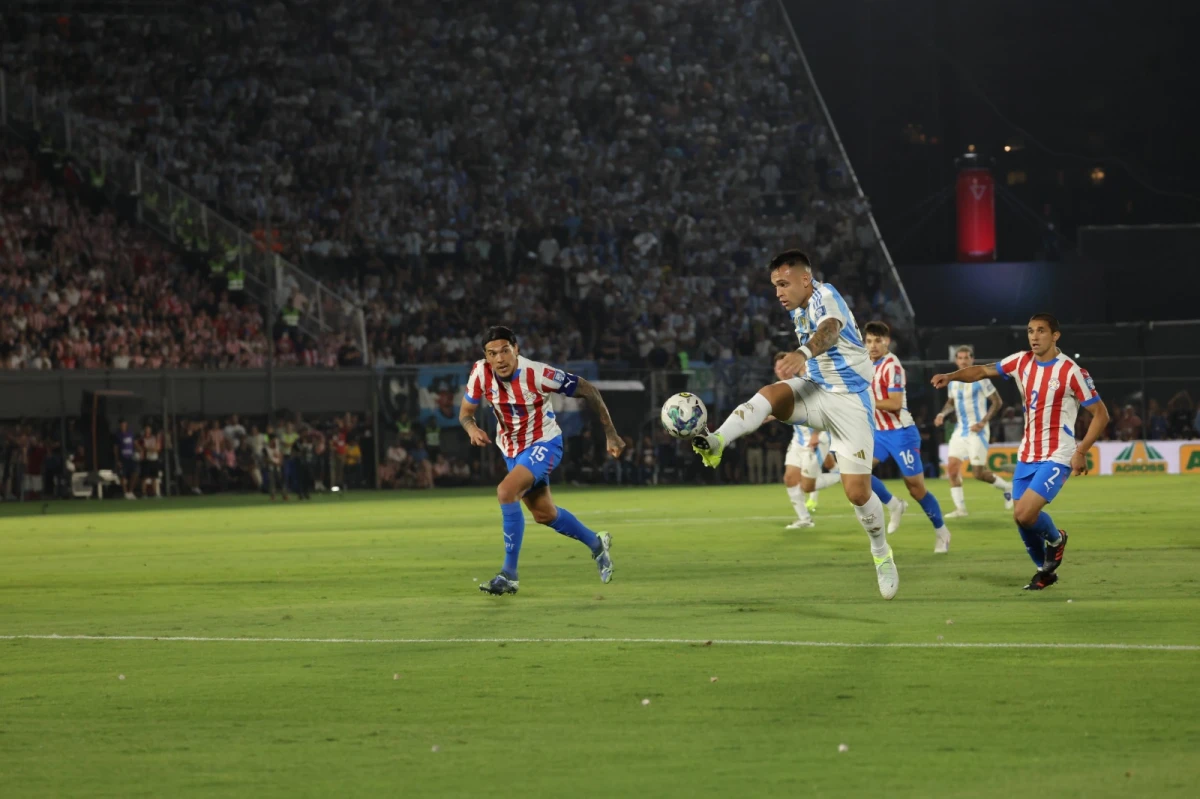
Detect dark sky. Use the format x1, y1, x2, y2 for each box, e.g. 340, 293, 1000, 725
785, 0, 1200, 264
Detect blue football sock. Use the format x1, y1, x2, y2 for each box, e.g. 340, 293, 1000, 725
916, 492, 945, 529
871, 476, 894, 505
1017, 525, 1046, 568
548, 506, 601, 554
1031, 511, 1061, 545
500, 501, 525, 578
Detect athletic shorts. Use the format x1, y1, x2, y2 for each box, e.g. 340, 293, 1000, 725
782, 378, 874, 475
120, 457, 138, 478
1012, 461, 1070, 504
504, 436, 564, 492
947, 430, 990, 466
873, 426, 924, 477
785, 436, 830, 479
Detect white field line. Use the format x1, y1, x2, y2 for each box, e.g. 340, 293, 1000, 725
1, 634, 1195, 652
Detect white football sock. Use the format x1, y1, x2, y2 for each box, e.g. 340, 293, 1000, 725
714, 393, 773, 444
853, 493, 890, 558
990, 475, 1011, 491
950, 485, 965, 510
814, 473, 841, 491
786, 485, 811, 521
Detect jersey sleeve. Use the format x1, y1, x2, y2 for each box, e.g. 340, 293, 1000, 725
809, 283, 847, 331
891, 360, 906, 391
1068, 364, 1101, 407
996, 351, 1025, 381
534, 362, 580, 397
980, 380, 997, 397
464, 361, 484, 404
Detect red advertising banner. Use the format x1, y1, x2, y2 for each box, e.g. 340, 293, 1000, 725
956, 166, 996, 262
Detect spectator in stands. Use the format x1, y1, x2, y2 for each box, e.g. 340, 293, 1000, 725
266, 434, 287, 501
1167, 391, 1195, 439
1116, 405, 1143, 441
1146, 399, 1170, 441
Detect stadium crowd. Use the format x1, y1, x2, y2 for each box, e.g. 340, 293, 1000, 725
4, 0, 910, 371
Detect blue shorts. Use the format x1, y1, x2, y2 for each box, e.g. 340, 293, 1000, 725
872, 426, 924, 477
504, 436, 564, 492
1012, 461, 1070, 503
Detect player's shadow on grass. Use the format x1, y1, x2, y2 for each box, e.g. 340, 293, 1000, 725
975, 572, 1027, 589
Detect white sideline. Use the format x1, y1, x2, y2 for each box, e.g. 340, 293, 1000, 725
1, 634, 1196, 651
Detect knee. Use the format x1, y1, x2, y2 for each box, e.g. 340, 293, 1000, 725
844, 483, 871, 506
784, 474, 800, 489
531, 508, 557, 526
1013, 507, 1038, 528
906, 481, 926, 500
973, 469, 991, 482
497, 485, 520, 505
799, 476, 817, 493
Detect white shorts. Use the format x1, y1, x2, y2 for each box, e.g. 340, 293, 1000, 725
782, 378, 875, 475
785, 438, 829, 479
948, 430, 990, 466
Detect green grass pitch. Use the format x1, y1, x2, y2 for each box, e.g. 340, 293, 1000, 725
2, 477, 1199, 798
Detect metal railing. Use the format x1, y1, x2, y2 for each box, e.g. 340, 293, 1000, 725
0, 69, 369, 360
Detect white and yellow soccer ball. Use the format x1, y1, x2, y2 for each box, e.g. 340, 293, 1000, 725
660, 392, 708, 439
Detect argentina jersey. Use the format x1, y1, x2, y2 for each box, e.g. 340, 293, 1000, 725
789, 280, 874, 395
949, 379, 997, 440
794, 423, 832, 453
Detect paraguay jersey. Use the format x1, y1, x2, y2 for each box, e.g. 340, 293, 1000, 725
948, 379, 997, 440
465, 356, 576, 458
997, 349, 1101, 466
871, 353, 914, 430
789, 281, 873, 395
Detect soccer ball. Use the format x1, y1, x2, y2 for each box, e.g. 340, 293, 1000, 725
660, 392, 708, 439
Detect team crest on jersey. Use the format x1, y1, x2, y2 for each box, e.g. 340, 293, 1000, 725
1081, 369, 1095, 391
543, 367, 565, 383
1048, 378, 1061, 390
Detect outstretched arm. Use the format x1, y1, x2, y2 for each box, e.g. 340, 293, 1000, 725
575, 378, 625, 458
932, 363, 999, 389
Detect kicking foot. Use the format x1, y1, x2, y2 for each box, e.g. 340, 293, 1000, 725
874, 549, 899, 600
805, 496, 819, 513
691, 430, 726, 469
944, 508, 969, 519
479, 571, 520, 595
785, 518, 815, 529
593, 532, 614, 584
886, 499, 908, 535
1004, 491, 1014, 510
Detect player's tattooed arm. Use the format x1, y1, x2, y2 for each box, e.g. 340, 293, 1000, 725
931, 363, 999, 389
459, 398, 490, 446
805, 318, 842, 359
576, 377, 625, 457
934, 397, 955, 427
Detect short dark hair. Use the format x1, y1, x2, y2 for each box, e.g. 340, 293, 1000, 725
1028, 313, 1060, 334
768, 249, 812, 273
863, 321, 890, 338
482, 325, 517, 350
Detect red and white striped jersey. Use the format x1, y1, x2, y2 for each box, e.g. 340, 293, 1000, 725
465, 356, 576, 458
872, 353, 914, 430
997, 349, 1102, 465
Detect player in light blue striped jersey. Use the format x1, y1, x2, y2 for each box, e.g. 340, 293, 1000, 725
773, 352, 841, 528
693, 250, 899, 600
934, 345, 1013, 517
